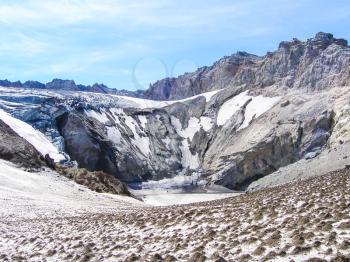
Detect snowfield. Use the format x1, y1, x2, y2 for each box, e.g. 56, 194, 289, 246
0, 160, 141, 220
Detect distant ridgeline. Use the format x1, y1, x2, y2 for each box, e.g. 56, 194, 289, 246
1, 32, 349, 101
0, 78, 145, 98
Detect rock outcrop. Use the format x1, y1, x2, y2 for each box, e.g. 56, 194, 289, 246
55, 165, 133, 196
0, 119, 45, 168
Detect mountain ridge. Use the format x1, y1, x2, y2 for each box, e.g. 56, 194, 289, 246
1, 32, 349, 101
0, 78, 145, 98
144, 32, 350, 100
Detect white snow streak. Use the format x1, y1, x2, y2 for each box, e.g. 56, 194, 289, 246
113, 89, 222, 109
180, 139, 200, 169
124, 114, 150, 156
138, 115, 147, 129
85, 109, 110, 123
170, 116, 205, 169
0, 109, 65, 162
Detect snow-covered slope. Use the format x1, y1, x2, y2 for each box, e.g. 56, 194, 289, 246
0, 109, 65, 162
0, 159, 141, 220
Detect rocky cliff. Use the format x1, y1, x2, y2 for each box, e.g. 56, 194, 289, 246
0, 32, 349, 190
144, 32, 350, 100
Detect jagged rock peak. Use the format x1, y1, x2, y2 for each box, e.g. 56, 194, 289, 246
312, 32, 348, 46
278, 32, 348, 50
46, 79, 78, 90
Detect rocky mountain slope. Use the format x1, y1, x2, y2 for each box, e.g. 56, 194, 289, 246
0, 32, 349, 192
145, 32, 350, 100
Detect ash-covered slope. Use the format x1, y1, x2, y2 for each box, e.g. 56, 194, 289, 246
0, 32, 350, 191
145, 32, 350, 100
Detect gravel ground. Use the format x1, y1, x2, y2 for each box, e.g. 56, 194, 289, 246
1, 167, 349, 261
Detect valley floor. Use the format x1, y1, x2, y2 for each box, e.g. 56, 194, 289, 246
0, 161, 350, 261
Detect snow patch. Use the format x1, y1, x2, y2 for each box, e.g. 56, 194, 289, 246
217, 91, 251, 126
106, 126, 122, 144
239, 94, 281, 130
180, 139, 200, 169
140, 192, 238, 206
200, 116, 214, 131
170, 116, 207, 169
86, 108, 150, 156
217, 90, 280, 128
85, 109, 110, 124
171, 116, 213, 140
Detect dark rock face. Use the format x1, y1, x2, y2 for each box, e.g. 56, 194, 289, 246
55, 109, 185, 183
144, 33, 350, 100
0, 80, 22, 87
46, 79, 79, 91
23, 81, 46, 89
55, 166, 133, 196
56, 112, 119, 176
0, 119, 45, 168
144, 52, 260, 100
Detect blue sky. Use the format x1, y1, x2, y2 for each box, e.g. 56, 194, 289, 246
0, 0, 349, 90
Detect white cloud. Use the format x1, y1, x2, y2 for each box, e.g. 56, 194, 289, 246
0, 33, 47, 57
0, 0, 279, 30
16, 40, 153, 76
